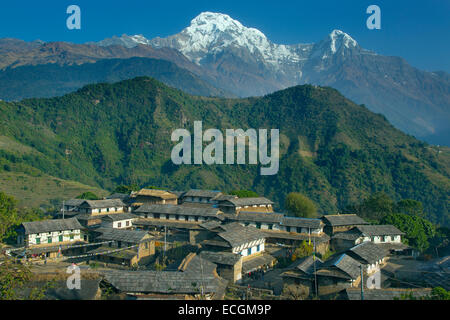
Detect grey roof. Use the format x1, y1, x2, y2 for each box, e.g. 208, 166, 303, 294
347, 242, 389, 264
178, 253, 217, 275
182, 189, 222, 199
241, 253, 276, 274
199, 251, 242, 266
103, 271, 222, 294
21, 218, 83, 235
101, 213, 138, 222
355, 225, 405, 236
231, 212, 284, 224
64, 199, 85, 207
79, 199, 125, 209
318, 253, 361, 279
199, 220, 223, 230
95, 227, 149, 243
345, 288, 432, 300
134, 204, 221, 218
322, 214, 369, 227
219, 197, 274, 207
281, 216, 322, 229
294, 255, 324, 275
217, 222, 265, 248
331, 229, 362, 241
106, 193, 130, 200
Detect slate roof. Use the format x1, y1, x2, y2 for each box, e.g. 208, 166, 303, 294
322, 214, 369, 227
101, 213, 138, 222
134, 204, 222, 218
199, 220, 223, 230
106, 193, 130, 201
64, 199, 85, 207
344, 288, 432, 300
281, 216, 322, 229
217, 222, 265, 248
182, 189, 222, 199
133, 219, 201, 230
219, 197, 274, 207
79, 199, 125, 209
318, 253, 361, 280
347, 242, 389, 264
231, 212, 284, 224
199, 251, 242, 266
103, 271, 222, 294
20, 218, 83, 235
295, 255, 324, 275
331, 229, 362, 241
178, 253, 217, 275
355, 225, 405, 236
95, 227, 149, 244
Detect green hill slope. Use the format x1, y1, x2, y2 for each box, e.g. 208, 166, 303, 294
0, 77, 448, 225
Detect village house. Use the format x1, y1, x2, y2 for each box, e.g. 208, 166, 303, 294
331, 224, 405, 252
217, 197, 274, 214
281, 255, 324, 298
200, 222, 276, 276
100, 213, 138, 229
129, 189, 178, 210
101, 267, 228, 300
76, 199, 128, 215
315, 253, 362, 297
88, 227, 155, 267
345, 241, 389, 275
199, 251, 243, 284
15, 218, 86, 260
178, 189, 224, 206
60, 199, 85, 218
321, 214, 369, 235
133, 203, 223, 223
224, 212, 330, 254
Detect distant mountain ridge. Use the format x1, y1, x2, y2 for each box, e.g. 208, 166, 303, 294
0, 57, 229, 100
0, 12, 448, 145
97, 12, 450, 146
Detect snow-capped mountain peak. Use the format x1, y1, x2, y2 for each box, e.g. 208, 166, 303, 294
328, 29, 358, 53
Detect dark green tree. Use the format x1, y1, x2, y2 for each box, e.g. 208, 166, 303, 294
285, 193, 317, 218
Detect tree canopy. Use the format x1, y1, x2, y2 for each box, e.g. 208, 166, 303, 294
285, 193, 317, 218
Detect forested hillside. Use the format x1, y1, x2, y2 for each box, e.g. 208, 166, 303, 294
0, 77, 448, 225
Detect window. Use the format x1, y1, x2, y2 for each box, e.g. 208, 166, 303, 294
257, 244, 260, 252
126, 221, 130, 227
48, 238, 52, 244
268, 224, 273, 230
70, 235, 74, 240
286, 226, 291, 232
118, 222, 122, 228
59, 235, 63, 242
256, 222, 261, 229
247, 248, 252, 255
36, 238, 40, 244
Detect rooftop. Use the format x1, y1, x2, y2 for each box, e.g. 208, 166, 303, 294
20, 218, 83, 235
219, 197, 274, 207
133, 189, 178, 199
134, 204, 222, 218
322, 214, 369, 227
347, 241, 389, 264
94, 227, 150, 244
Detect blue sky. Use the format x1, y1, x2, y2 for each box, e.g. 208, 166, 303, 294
0, 0, 448, 72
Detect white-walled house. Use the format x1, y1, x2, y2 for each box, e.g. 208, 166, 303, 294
17, 218, 84, 247
100, 213, 138, 229
76, 199, 127, 215
332, 224, 404, 252
346, 241, 389, 275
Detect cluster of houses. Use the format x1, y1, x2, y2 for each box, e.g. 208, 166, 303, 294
11, 188, 412, 300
